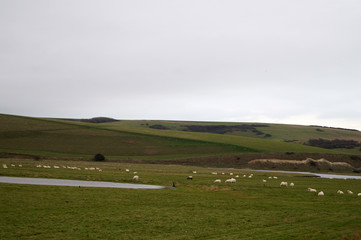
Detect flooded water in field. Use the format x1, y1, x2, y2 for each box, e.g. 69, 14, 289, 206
0, 176, 166, 189
235, 169, 361, 179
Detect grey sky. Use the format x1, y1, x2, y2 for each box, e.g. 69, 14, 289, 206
1, 0, 361, 130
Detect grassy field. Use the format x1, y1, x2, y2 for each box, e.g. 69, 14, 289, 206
0, 114, 254, 159
1, 158, 361, 239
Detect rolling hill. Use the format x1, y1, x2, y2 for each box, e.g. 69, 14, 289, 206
1, 114, 361, 164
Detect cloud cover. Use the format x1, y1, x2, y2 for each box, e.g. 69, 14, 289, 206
1, 0, 361, 129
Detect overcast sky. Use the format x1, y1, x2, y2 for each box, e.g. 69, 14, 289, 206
1, 0, 361, 130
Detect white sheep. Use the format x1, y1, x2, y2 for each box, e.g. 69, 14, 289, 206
318, 191, 324, 196
347, 190, 353, 194
337, 190, 344, 194
192, 171, 197, 174
125, 169, 130, 173
11, 164, 15, 167
18, 164, 22, 167
225, 178, 236, 183
235, 175, 239, 178
273, 176, 278, 179
53, 166, 60, 169
357, 193, 361, 197
211, 172, 218, 175
268, 176, 272, 179
214, 179, 221, 183
243, 175, 247, 177
262, 179, 267, 183
133, 172, 138, 174
280, 182, 288, 187
230, 173, 233, 175
2, 164, 7, 168
308, 188, 317, 192
132, 175, 139, 181
290, 183, 294, 187
187, 176, 193, 180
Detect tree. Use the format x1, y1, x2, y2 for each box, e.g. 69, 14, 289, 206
94, 153, 105, 161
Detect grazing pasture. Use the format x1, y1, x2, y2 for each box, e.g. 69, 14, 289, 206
1, 159, 361, 239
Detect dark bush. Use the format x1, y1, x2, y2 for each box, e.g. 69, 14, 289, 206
307, 138, 361, 149
94, 153, 105, 161
149, 124, 169, 130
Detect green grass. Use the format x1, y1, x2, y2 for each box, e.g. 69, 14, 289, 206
1, 158, 361, 239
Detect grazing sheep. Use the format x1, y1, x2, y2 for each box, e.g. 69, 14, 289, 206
230, 173, 233, 175
268, 176, 272, 179
290, 183, 294, 187
187, 176, 193, 180
214, 179, 221, 183
132, 175, 139, 181
280, 182, 288, 187
53, 166, 60, 169
225, 178, 236, 183
222, 173, 225, 175
262, 179, 267, 183
318, 191, 324, 196
18, 164, 22, 167
248, 175, 253, 178
125, 169, 130, 173
308, 188, 317, 192
11, 164, 15, 167
347, 190, 353, 194
192, 171, 197, 174
2, 164, 7, 168
211, 172, 218, 175
357, 193, 361, 197
337, 190, 344, 194
235, 175, 239, 178
243, 175, 247, 177
273, 176, 278, 179
133, 172, 138, 174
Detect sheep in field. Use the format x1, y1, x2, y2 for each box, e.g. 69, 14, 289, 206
337, 190, 344, 194
225, 178, 236, 183
357, 193, 361, 197
290, 183, 294, 187
211, 172, 218, 175
132, 175, 139, 181
192, 171, 197, 174
308, 188, 317, 192
280, 182, 288, 187
347, 190, 353, 194
262, 179, 267, 183
187, 176, 193, 180
318, 191, 324, 196
214, 179, 221, 183
125, 169, 130, 173
2, 164, 7, 168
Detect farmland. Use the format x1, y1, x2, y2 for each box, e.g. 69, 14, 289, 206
1, 158, 361, 239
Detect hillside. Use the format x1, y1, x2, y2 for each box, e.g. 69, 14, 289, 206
1, 114, 361, 162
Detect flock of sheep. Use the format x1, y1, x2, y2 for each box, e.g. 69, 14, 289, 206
189, 170, 361, 197
2, 163, 361, 196
2, 163, 102, 172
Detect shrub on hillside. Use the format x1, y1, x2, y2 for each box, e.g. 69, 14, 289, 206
307, 138, 361, 149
